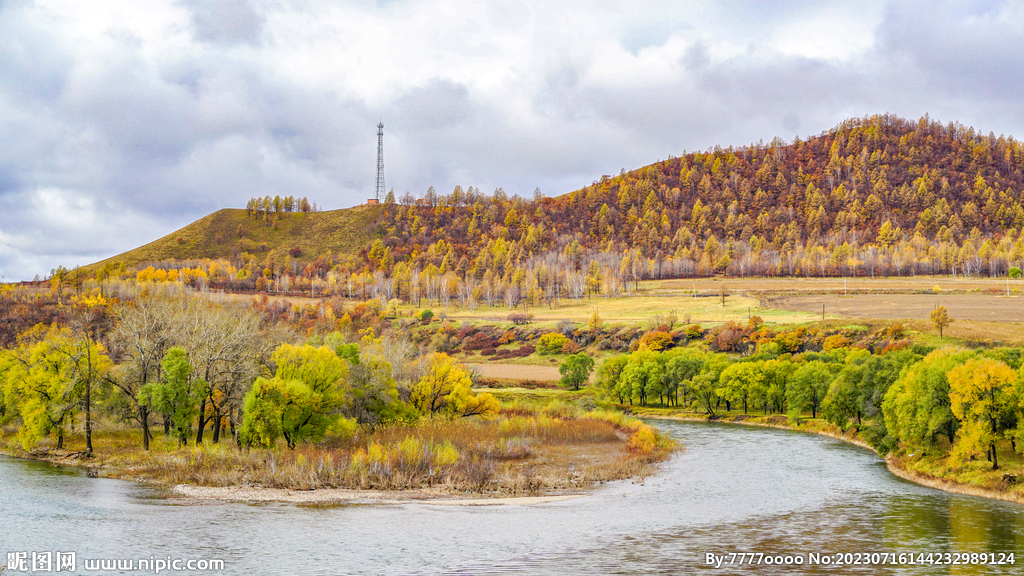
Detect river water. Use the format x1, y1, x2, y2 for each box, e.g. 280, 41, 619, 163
2, 420, 1022, 575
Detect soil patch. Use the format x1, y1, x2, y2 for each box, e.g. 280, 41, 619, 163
467, 363, 560, 382
769, 293, 1024, 322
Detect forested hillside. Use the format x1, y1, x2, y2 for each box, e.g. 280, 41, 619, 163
79, 114, 1024, 304
367, 114, 1024, 289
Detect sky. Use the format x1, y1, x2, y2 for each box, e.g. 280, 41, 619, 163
1, 0, 1023, 281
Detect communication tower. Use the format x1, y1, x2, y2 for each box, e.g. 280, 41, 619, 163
374, 121, 385, 203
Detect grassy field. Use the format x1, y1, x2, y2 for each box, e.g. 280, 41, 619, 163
649, 275, 1024, 294
407, 274, 1024, 346
83, 205, 379, 274
771, 293, 1024, 322
409, 293, 819, 328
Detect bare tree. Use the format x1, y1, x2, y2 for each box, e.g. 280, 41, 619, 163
439, 273, 456, 312
110, 295, 182, 450
566, 270, 586, 300
176, 300, 271, 445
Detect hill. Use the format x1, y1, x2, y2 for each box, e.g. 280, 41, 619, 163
87, 204, 380, 274
369, 114, 1024, 283
84, 114, 1024, 293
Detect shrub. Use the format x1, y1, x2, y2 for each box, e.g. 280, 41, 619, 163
289, 246, 302, 258
481, 347, 497, 356
774, 331, 803, 353
464, 332, 499, 351
822, 334, 851, 351
508, 313, 533, 325
537, 332, 570, 354
709, 322, 750, 352
493, 345, 535, 360
420, 309, 434, 324
497, 330, 516, 345
880, 340, 910, 354
685, 324, 703, 339
561, 340, 582, 354
557, 319, 576, 336
638, 330, 672, 351
431, 331, 457, 352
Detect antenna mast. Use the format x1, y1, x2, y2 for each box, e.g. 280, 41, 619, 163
375, 121, 385, 203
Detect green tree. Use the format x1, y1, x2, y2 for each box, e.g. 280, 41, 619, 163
346, 355, 415, 426
692, 354, 731, 416
718, 361, 765, 414
823, 350, 919, 445
618, 362, 647, 406
1, 328, 110, 451
787, 361, 833, 419
762, 358, 795, 414
882, 348, 970, 454
240, 344, 352, 449
664, 350, 705, 407
139, 347, 205, 447
642, 361, 666, 405
596, 356, 629, 403
558, 353, 595, 391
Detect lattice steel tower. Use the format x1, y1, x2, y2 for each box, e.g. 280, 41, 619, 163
374, 121, 385, 202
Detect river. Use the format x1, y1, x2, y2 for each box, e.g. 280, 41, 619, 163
2, 420, 1022, 575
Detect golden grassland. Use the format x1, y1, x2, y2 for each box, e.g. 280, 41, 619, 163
0, 402, 676, 500
83, 205, 379, 274
648, 275, 1024, 295
411, 292, 818, 327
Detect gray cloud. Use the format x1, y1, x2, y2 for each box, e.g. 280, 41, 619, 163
181, 0, 265, 46
1, 0, 1023, 280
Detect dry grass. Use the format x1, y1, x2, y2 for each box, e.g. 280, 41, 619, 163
1, 406, 676, 497
82, 205, 378, 274
886, 446, 1024, 504
649, 275, 1024, 294
406, 292, 815, 327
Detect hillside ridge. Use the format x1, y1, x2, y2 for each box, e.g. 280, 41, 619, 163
87, 204, 380, 274
85, 114, 1024, 286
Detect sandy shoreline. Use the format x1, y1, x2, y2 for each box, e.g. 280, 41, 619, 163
171, 484, 585, 506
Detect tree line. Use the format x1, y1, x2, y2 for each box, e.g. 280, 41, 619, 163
0, 292, 497, 454
594, 343, 1024, 469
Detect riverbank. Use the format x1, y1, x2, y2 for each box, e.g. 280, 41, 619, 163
172, 483, 585, 505
0, 407, 676, 504
634, 409, 1024, 506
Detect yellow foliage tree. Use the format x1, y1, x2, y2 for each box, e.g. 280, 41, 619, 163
930, 305, 953, 339
410, 353, 498, 418
947, 358, 1017, 469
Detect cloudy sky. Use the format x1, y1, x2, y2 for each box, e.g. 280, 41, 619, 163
1, 0, 1022, 281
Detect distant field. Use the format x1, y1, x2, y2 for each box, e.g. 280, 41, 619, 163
422, 293, 820, 327
771, 293, 1024, 322
650, 275, 1023, 294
